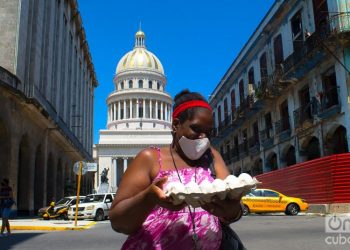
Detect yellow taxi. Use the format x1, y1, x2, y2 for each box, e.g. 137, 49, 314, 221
241, 188, 309, 216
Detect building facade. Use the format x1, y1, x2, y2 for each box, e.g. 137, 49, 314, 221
210, 0, 350, 177
94, 29, 172, 192
0, 0, 97, 214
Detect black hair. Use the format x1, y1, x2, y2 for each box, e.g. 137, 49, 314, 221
173, 89, 209, 123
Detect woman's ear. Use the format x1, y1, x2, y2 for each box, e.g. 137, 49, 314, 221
172, 118, 180, 133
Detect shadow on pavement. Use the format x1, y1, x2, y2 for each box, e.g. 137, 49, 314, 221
0, 232, 44, 250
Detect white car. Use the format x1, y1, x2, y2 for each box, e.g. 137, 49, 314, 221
67, 193, 115, 221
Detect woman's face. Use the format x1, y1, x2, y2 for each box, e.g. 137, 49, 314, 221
173, 108, 214, 141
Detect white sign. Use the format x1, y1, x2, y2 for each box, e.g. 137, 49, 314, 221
86, 163, 98, 172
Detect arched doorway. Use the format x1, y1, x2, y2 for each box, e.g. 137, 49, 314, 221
252, 158, 263, 176
46, 153, 56, 203
305, 137, 321, 160
332, 126, 348, 154
285, 146, 296, 166
17, 134, 31, 215
266, 152, 278, 171
0, 120, 11, 178
34, 145, 45, 212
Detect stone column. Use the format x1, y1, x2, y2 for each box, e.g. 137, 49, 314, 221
136, 99, 139, 118
155, 101, 158, 119
123, 158, 128, 172
143, 99, 146, 118
130, 99, 133, 119
113, 103, 116, 121
150, 99, 152, 119
118, 101, 121, 120
161, 102, 164, 120
165, 103, 168, 121
123, 100, 126, 119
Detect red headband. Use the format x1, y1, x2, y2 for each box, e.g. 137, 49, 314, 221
172, 100, 212, 119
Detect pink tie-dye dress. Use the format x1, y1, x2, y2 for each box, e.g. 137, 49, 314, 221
121, 149, 222, 250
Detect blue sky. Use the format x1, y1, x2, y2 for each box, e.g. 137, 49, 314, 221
77, 0, 275, 144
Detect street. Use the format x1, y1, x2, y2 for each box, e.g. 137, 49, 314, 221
1, 215, 348, 250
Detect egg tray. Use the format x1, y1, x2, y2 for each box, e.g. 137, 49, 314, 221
164, 174, 260, 208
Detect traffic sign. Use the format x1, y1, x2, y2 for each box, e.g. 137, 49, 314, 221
73, 161, 88, 175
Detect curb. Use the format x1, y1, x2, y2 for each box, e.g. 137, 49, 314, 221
11, 221, 97, 231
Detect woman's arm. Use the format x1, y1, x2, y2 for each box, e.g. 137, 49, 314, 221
109, 148, 184, 235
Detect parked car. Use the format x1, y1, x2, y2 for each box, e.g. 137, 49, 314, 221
67, 193, 115, 221
241, 188, 309, 216
38, 196, 86, 219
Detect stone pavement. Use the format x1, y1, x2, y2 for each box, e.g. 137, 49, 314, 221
9, 219, 96, 231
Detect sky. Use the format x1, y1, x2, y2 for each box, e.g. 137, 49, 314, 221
77, 0, 275, 144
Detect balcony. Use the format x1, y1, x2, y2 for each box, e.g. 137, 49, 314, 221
231, 147, 240, 163
293, 99, 318, 129
274, 117, 291, 142
317, 86, 341, 119
248, 136, 260, 155
328, 12, 350, 44
239, 141, 249, 158
259, 127, 274, 149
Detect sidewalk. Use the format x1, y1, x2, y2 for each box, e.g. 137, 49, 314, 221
9, 219, 97, 231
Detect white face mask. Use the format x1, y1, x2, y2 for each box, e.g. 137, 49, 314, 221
178, 136, 210, 160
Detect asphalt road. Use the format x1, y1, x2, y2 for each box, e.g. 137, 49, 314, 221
1, 215, 349, 250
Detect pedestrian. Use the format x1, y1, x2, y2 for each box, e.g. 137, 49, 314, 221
0, 178, 14, 237
110, 89, 244, 249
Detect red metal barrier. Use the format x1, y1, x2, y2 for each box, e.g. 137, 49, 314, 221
255, 153, 350, 204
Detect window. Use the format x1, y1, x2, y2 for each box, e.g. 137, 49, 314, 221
273, 34, 284, 67
157, 82, 161, 90
120, 81, 124, 89
239, 80, 245, 105
129, 80, 133, 88
218, 105, 222, 126
263, 190, 280, 197
253, 122, 259, 142
223, 98, 228, 122
280, 100, 290, 131
105, 194, 113, 202
312, 0, 329, 34
250, 189, 263, 197
322, 67, 338, 108
149, 81, 152, 89
248, 67, 255, 85
260, 53, 268, 86
291, 11, 303, 52
138, 80, 143, 88
265, 113, 273, 138
230, 90, 236, 114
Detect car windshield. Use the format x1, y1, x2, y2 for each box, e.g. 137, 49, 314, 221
84, 195, 105, 203
56, 198, 71, 205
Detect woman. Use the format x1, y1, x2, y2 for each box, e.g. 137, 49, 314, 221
110, 90, 243, 249
0, 178, 13, 237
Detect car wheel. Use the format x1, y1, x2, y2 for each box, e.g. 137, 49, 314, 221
242, 205, 250, 216
286, 203, 299, 216
95, 209, 104, 221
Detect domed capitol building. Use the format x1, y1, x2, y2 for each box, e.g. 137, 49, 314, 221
94, 29, 173, 191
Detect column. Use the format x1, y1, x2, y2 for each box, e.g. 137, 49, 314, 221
165, 103, 168, 121
155, 101, 158, 119
149, 100, 152, 119
113, 103, 117, 121
123, 158, 128, 172
130, 99, 132, 119
123, 100, 126, 119
136, 99, 139, 118
161, 102, 164, 120
143, 99, 146, 118
114, 158, 117, 188
118, 101, 121, 120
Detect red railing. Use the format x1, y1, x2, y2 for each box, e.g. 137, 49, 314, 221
255, 153, 350, 204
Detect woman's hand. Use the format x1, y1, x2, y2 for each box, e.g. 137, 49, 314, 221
201, 196, 242, 223
146, 177, 186, 211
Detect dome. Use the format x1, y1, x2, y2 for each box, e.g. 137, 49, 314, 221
116, 29, 164, 75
